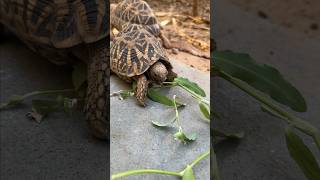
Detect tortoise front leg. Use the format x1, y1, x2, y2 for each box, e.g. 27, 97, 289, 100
135, 74, 149, 106
85, 40, 109, 139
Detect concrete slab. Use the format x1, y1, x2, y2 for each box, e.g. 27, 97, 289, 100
110, 61, 210, 179
0, 38, 210, 179
213, 1, 320, 180
0, 39, 108, 180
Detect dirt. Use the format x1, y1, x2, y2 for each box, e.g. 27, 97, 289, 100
111, 0, 211, 72
228, 0, 320, 40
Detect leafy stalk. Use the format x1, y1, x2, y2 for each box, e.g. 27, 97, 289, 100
163, 81, 209, 105
0, 89, 75, 110
111, 169, 181, 179
111, 150, 210, 179
189, 150, 210, 168
217, 70, 320, 149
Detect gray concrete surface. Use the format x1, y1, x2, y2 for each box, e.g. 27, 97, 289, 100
213, 1, 320, 180
0, 39, 108, 180
110, 61, 210, 179
0, 38, 210, 179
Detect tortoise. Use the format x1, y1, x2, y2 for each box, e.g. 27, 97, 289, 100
110, 23, 177, 105
0, 0, 109, 139
110, 0, 171, 48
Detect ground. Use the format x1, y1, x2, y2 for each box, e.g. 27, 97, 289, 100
110, 60, 210, 179
111, 0, 211, 72
228, 0, 320, 40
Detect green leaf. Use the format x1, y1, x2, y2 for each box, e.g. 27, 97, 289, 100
174, 77, 206, 97
151, 118, 176, 127
219, 71, 320, 149
182, 165, 195, 180
185, 132, 197, 141
72, 62, 87, 91
199, 102, 210, 120
32, 99, 59, 115
147, 88, 175, 106
212, 128, 244, 139
174, 131, 197, 143
213, 51, 307, 112
147, 88, 185, 107
0, 95, 24, 110
285, 126, 320, 180
110, 90, 135, 100
28, 99, 60, 123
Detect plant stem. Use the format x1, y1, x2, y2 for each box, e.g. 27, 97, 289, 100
189, 150, 210, 168
219, 70, 320, 149
111, 169, 181, 179
163, 82, 210, 105
110, 89, 134, 97
173, 95, 181, 127
22, 89, 75, 98
0, 89, 75, 110
112, 150, 210, 179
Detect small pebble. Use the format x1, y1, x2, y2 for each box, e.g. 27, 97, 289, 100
310, 23, 318, 30
172, 48, 179, 54
257, 11, 268, 19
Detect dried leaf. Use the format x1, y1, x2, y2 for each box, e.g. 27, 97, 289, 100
160, 19, 171, 26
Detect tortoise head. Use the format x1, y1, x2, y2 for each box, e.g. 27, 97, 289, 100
148, 61, 168, 84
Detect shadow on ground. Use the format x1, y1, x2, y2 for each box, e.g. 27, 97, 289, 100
0, 39, 108, 180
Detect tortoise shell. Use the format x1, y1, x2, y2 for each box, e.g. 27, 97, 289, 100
0, 0, 109, 49
111, 0, 160, 36
110, 23, 172, 77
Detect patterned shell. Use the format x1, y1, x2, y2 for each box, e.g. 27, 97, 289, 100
111, 0, 160, 36
0, 0, 109, 48
110, 23, 170, 77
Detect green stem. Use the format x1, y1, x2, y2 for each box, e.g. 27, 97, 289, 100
111, 169, 181, 179
0, 89, 75, 110
22, 89, 75, 98
219, 70, 320, 149
110, 89, 134, 97
112, 150, 210, 179
189, 150, 210, 168
163, 82, 210, 105
172, 95, 181, 128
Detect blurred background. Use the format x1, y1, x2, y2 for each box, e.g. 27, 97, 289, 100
228, 0, 320, 40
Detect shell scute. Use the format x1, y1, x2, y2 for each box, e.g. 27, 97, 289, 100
111, 24, 170, 77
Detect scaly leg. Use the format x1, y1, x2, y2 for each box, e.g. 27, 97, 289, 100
85, 40, 109, 139
135, 74, 149, 106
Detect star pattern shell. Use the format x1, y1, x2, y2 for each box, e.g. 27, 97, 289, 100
111, 0, 160, 36
0, 0, 109, 48
110, 24, 169, 77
